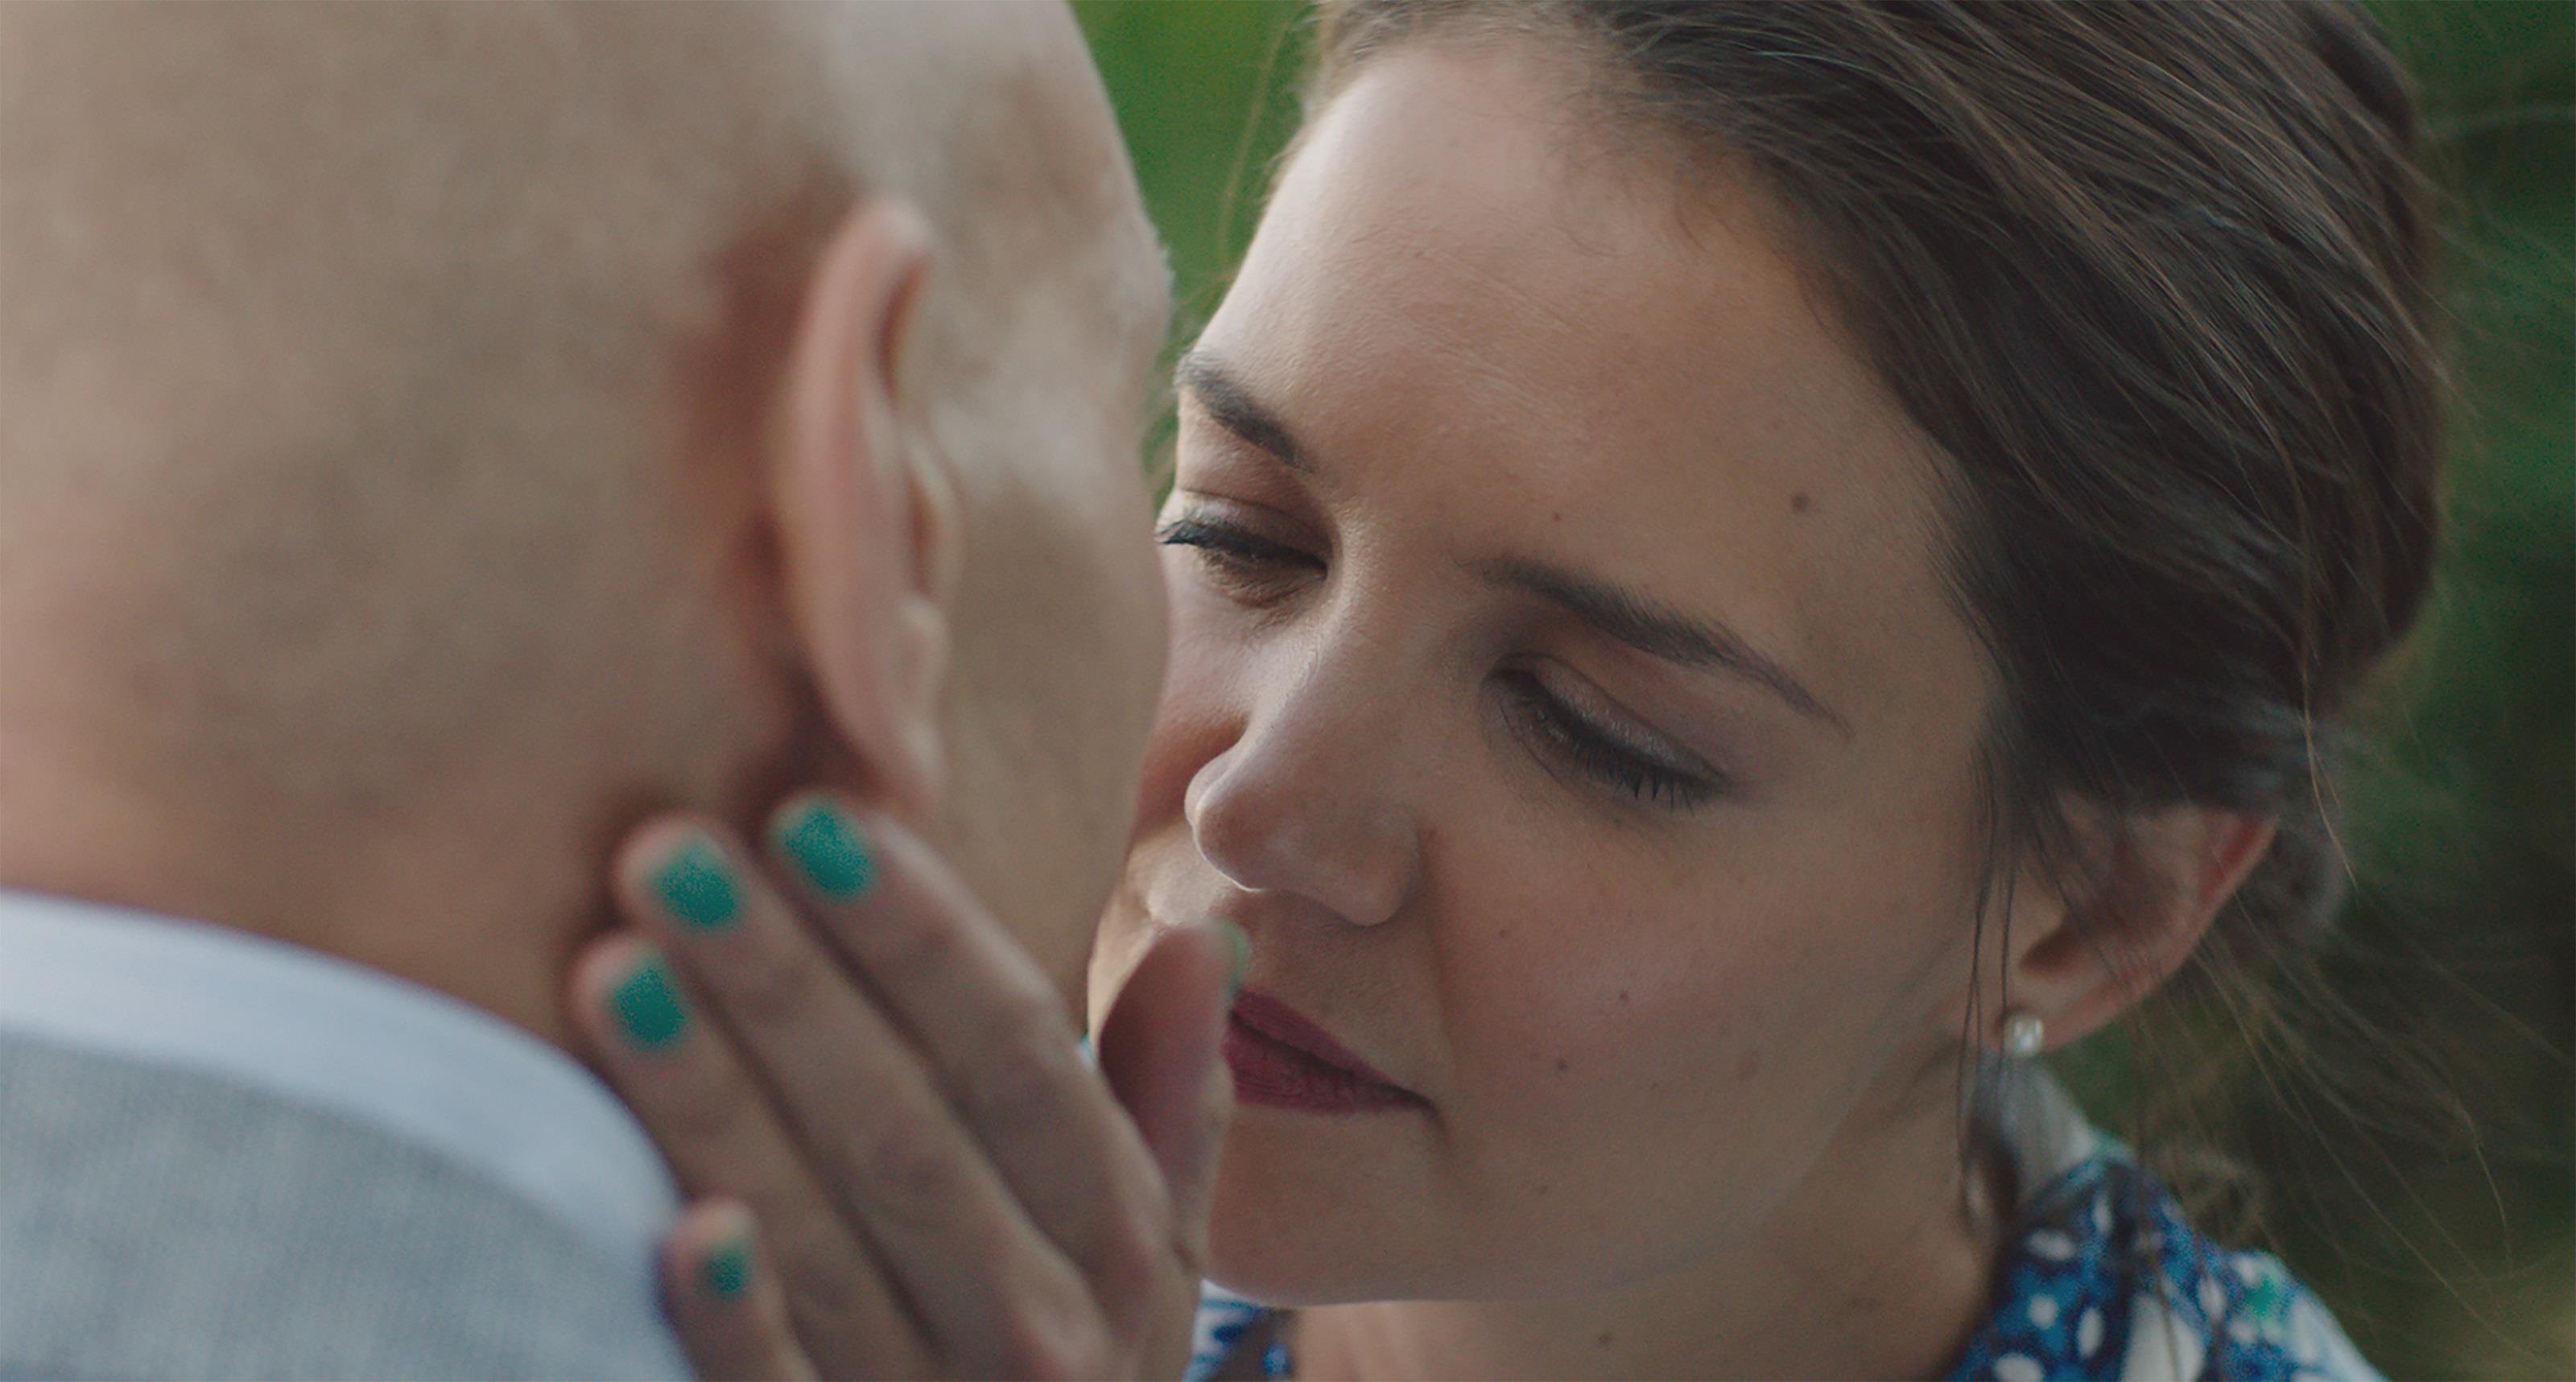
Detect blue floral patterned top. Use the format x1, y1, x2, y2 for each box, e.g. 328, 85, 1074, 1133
1186, 1079, 2378, 1380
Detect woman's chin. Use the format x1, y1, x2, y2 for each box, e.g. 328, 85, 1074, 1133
1201, 1245, 1396, 1310
1203, 1136, 1427, 1305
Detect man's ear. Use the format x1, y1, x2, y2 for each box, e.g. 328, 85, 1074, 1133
770, 199, 956, 818
1991, 805, 2277, 1054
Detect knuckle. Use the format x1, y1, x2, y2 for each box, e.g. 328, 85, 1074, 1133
768, 1223, 869, 1315
725, 939, 824, 1028
956, 1017, 1080, 1126
1089, 1214, 1164, 1324
650, 1062, 753, 1149
992, 1304, 1113, 1382
779, 1268, 866, 1341
766, 1231, 913, 1376
854, 1124, 960, 1207
867, 906, 965, 988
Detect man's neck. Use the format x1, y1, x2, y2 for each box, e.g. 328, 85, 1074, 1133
0, 738, 617, 1050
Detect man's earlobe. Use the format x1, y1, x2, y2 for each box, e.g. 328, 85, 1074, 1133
770, 198, 947, 817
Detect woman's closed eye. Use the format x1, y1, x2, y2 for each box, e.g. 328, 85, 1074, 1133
1162, 505, 1724, 813
1499, 669, 1724, 813
1157, 509, 1323, 602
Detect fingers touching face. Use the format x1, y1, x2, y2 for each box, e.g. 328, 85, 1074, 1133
574, 800, 1196, 1380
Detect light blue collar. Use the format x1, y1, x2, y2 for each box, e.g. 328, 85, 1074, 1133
0, 887, 679, 1269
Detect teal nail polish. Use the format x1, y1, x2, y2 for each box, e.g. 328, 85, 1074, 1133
608, 952, 690, 1051
651, 835, 739, 931
1219, 920, 1251, 999
699, 1236, 753, 1302
778, 799, 875, 900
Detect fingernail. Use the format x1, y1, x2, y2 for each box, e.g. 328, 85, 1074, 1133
650, 834, 739, 932
776, 798, 875, 901
607, 950, 691, 1051
698, 1233, 753, 1302
1217, 919, 1250, 999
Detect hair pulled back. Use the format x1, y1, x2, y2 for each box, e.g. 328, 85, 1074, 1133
1308, 0, 2441, 1021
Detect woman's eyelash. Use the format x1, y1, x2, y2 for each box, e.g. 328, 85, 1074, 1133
1156, 514, 1320, 575
1502, 674, 1719, 812
1164, 516, 1719, 815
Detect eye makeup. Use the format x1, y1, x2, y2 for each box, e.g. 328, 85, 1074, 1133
1161, 493, 1737, 816
1498, 666, 1727, 811
1157, 502, 1324, 605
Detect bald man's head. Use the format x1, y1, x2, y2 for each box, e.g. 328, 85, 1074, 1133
0, 2, 1171, 1025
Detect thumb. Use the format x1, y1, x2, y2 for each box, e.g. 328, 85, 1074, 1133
1095, 919, 1242, 1256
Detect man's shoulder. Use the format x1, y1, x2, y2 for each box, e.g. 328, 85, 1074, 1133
0, 1021, 690, 1380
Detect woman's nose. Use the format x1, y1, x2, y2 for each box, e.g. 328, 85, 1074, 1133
1183, 656, 1420, 929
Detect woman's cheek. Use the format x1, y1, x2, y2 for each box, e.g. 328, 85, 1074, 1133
1438, 874, 1794, 1130
1426, 880, 1847, 1273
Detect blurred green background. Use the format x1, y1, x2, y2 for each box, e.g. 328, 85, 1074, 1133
1075, 2, 2572, 1376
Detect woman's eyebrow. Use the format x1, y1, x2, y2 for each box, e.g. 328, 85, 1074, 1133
1475, 555, 1852, 738
1174, 349, 1312, 472
1176, 347, 1847, 736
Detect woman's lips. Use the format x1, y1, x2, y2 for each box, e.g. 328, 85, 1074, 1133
1224, 989, 1425, 1115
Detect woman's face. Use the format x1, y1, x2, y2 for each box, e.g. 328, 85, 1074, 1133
1095, 39, 2005, 1302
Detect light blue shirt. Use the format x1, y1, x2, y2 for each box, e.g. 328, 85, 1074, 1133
0, 887, 685, 1349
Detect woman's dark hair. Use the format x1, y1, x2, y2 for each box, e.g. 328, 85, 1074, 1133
1302, 0, 2445, 1227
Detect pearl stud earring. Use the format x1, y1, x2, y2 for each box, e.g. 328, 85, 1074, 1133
2001, 1010, 2046, 1059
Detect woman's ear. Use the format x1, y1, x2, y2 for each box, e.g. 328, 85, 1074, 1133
769, 198, 956, 819
1994, 806, 2277, 1053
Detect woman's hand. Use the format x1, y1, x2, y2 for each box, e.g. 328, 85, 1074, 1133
566, 793, 1238, 1380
